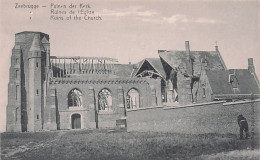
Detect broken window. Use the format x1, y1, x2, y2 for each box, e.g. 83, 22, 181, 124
68, 89, 83, 107
127, 88, 140, 109
98, 89, 112, 111
229, 74, 239, 88
201, 56, 208, 67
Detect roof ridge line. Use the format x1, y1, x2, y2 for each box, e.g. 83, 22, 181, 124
158, 49, 217, 52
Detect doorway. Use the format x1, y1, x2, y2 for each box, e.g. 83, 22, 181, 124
71, 114, 81, 129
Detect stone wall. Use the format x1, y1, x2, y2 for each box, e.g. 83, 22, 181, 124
127, 100, 260, 135
46, 77, 161, 130
6, 32, 50, 132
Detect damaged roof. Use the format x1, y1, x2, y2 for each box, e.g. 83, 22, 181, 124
158, 50, 226, 75
132, 58, 166, 79
206, 69, 260, 95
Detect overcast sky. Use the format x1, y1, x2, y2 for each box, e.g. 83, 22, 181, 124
0, 0, 259, 132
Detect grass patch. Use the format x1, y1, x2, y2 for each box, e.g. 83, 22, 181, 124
1, 129, 259, 160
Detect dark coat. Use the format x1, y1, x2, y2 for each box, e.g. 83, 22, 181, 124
237, 115, 248, 129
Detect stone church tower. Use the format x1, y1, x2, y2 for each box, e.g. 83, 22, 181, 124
6, 31, 161, 132
6, 32, 50, 132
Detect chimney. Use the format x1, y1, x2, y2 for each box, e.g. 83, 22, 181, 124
185, 41, 191, 60
215, 45, 219, 52
185, 41, 190, 54
185, 41, 193, 75
248, 58, 255, 72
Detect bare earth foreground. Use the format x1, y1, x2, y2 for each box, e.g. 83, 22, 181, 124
1, 129, 259, 160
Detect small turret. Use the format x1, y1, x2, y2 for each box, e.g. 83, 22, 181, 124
27, 33, 47, 131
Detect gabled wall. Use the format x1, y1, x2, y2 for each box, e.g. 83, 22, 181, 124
196, 68, 214, 103
176, 72, 193, 105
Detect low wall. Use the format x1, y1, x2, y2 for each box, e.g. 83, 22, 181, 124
127, 100, 260, 135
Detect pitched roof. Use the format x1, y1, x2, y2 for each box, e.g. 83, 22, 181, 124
132, 58, 166, 79
158, 50, 226, 76
205, 70, 233, 94
206, 69, 260, 95
41, 36, 49, 43
29, 34, 45, 52
131, 60, 144, 77
146, 58, 166, 79
229, 69, 260, 94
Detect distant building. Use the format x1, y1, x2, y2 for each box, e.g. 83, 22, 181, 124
6, 31, 260, 132
134, 41, 259, 105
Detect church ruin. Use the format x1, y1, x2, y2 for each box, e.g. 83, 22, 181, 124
6, 31, 260, 132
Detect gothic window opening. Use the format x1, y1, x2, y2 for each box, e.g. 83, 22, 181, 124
36, 62, 39, 68
98, 89, 112, 111
68, 89, 83, 107
127, 88, 140, 109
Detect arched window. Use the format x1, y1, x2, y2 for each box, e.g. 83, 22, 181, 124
127, 88, 140, 109
98, 89, 112, 111
68, 89, 83, 107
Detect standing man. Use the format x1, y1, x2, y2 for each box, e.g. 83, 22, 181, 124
237, 114, 249, 139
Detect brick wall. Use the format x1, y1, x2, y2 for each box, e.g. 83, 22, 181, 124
47, 77, 161, 130
127, 100, 260, 135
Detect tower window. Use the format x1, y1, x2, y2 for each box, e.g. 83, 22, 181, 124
37, 114, 39, 119
15, 85, 19, 100
15, 58, 19, 64
15, 108, 18, 121
36, 89, 39, 95
36, 62, 39, 68
203, 88, 206, 97
15, 70, 19, 79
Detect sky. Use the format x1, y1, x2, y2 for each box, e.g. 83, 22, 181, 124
0, 0, 259, 132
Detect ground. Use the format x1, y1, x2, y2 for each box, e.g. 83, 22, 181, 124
1, 129, 259, 160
